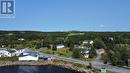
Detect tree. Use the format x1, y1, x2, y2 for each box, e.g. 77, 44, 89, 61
35, 42, 41, 49
111, 51, 122, 66
93, 38, 106, 49
72, 48, 82, 58
89, 46, 97, 58
108, 45, 130, 66
101, 53, 109, 64
69, 43, 74, 51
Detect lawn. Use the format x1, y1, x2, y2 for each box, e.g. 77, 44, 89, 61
40, 48, 73, 58
68, 32, 85, 36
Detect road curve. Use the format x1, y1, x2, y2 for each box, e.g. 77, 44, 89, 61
39, 52, 130, 73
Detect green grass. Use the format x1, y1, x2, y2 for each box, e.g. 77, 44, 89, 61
40, 48, 72, 58
0, 57, 18, 61
58, 51, 72, 58
68, 32, 85, 36
42, 49, 53, 54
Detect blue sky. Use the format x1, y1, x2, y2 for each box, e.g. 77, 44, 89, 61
0, 0, 130, 31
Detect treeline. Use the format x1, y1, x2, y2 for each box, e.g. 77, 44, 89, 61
0, 31, 130, 48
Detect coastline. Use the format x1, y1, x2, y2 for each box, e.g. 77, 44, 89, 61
0, 60, 92, 73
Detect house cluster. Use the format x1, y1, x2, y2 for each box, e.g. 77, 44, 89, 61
0, 48, 26, 57
75, 40, 105, 58
80, 48, 91, 58
0, 48, 54, 61
19, 50, 55, 61
74, 40, 94, 58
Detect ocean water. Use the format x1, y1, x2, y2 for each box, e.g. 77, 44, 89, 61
0, 65, 83, 73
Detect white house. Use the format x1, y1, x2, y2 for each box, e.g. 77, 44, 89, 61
81, 49, 90, 58
0, 48, 31, 57
56, 44, 65, 49
0, 50, 12, 57
109, 37, 114, 41
96, 49, 105, 55
83, 40, 94, 45
7, 49, 17, 56
0, 48, 17, 57
82, 40, 89, 44
19, 55, 38, 61
19, 50, 39, 61
1, 45, 6, 48
18, 38, 25, 41
89, 40, 94, 44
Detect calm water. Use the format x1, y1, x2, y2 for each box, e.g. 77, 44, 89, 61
0, 65, 83, 73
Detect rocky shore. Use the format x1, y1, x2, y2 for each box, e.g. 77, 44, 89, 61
0, 60, 93, 73
0, 60, 53, 67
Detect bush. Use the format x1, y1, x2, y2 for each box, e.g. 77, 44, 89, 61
72, 48, 82, 58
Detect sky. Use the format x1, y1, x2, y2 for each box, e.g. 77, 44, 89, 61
0, 0, 130, 32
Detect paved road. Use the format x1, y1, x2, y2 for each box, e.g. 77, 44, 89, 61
38, 52, 130, 73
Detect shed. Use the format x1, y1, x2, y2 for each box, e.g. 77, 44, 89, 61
18, 55, 38, 61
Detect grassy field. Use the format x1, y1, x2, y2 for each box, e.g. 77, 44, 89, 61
68, 32, 85, 36
38, 48, 73, 58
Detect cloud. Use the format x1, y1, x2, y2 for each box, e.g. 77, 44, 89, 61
100, 24, 105, 27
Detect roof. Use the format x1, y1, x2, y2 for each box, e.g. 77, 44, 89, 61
83, 40, 89, 42
16, 48, 28, 50
96, 49, 105, 52
0, 48, 7, 50
20, 55, 37, 57
7, 49, 16, 53
20, 51, 39, 57
81, 49, 90, 54
57, 44, 64, 46
0, 48, 16, 53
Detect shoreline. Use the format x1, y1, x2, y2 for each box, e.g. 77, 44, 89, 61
0, 60, 92, 73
